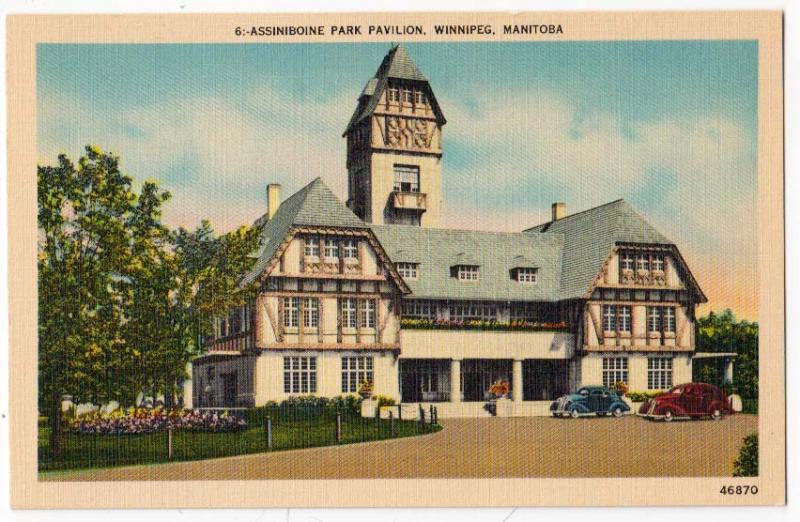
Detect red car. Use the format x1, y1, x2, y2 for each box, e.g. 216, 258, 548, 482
638, 383, 734, 421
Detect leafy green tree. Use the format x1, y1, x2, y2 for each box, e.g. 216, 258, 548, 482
694, 309, 758, 400
733, 434, 758, 476
38, 146, 137, 455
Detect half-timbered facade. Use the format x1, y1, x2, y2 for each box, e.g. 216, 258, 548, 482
188, 45, 707, 414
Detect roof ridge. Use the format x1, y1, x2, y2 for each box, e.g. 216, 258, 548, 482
523, 198, 626, 232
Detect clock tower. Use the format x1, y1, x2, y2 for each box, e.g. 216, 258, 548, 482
343, 45, 446, 227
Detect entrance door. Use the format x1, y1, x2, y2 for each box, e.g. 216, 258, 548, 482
222, 372, 238, 407
523, 360, 569, 400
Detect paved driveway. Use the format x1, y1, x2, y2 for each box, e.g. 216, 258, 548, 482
43, 414, 757, 480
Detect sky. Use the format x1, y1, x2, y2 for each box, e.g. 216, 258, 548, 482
37, 41, 759, 319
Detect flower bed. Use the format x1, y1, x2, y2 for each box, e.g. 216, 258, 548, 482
401, 318, 569, 332
71, 407, 247, 435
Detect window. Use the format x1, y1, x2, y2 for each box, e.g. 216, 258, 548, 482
618, 305, 631, 332
393, 165, 420, 193
510, 303, 540, 323
304, 237, 320, 258
303, 298, 319, 328
341, 356, 373, 393
515, 267, 538, 283
652, 254, 665, 272
636, 254, 649, 271
402, 89, 414, 103
283, 356, 317, 394
388, 86, 400, 102
663, 307, 676, 332
283, 297, 299, 328
449, 303, 496, 322
602, 304, 631, 333
414, 90, 427, 104
620, 252, 634, 271
602, 357, 628, 388
342, 239, 358, 259
341, 298, 357, 328
602, 305, 616, 332
648, 357, 673, 389
323, 239, 339, 259
396, 262, 418, 279
456, 265, 479, 281
360, 299, 376, 328
403, 299, 434, 319
649, 306, 676, 334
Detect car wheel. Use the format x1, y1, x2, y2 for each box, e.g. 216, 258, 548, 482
612, 407, 624, 418
663, 410, 674, 422
570, 409, 580, 419
711, 409, 722, 420
597, 412, 606, 417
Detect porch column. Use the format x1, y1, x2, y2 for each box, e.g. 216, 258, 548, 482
724, 358, 734, 385
513, 359, 523, 403
450, 359, 461, 403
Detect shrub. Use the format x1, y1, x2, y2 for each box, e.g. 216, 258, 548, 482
733, 434, 758, 477
374, 395, 396, 408
626, 390, 664, 402
613, 381, 629, 395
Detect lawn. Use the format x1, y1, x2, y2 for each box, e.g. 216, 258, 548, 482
39, 408, 440, 472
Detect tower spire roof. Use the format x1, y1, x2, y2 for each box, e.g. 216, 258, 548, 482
343, 44, 445, 135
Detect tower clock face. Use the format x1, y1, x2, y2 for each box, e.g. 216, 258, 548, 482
385, 116, 432, 150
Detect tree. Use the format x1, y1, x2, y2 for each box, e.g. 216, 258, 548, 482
694, 309, 758, 400
38, 146, 137, 455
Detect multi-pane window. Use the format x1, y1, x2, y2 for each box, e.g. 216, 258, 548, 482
393, 165, 420, 193
602, 305, 632, 333
342, 239, 358, 259
648, 306, 676, 334
341, 298, 357, 328
283, 356, 316, 394
636, 254, 649, 271
602, 305, 616, 332
283, 297, 299, 328
388, 87, 400, 102
323, 239, 339, 259
403, 299, 434, 319
620, 252, 634, 271
341, 356, 374, 393
414, 91, 427, 104
303, 298, 319, 328
449, 303, 496, 322
651, 254, 665, 272
602, 357, 629, 388
360, 300, 376, 328
456, 265, 479, 281
648, 357, 673, 390
510, 303, 540, 322
402, 89, 414, 103
304, 237, 320, 257
396, 262, 418, 279
515, 267, 538, 283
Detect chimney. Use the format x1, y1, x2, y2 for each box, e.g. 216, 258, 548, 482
551, 202, 566, 221
267, 184, 282, 220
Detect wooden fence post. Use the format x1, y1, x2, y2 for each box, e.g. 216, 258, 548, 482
168, 427, 174, 460
398, 403, 402, 421
264, 416, 273, 451
336, 412, 342, 443
429, 405, 434, 425
389, 410, 395, 437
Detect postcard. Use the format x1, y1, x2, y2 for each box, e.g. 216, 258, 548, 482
6, 10, 784, 508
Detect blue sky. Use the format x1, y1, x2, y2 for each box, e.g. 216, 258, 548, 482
37, 41, 758, 317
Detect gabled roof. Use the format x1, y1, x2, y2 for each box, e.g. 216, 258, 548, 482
343, 45, 446, 135
241, 178, 368, 286
524, 199, 706, 302
371, 225, 564, 302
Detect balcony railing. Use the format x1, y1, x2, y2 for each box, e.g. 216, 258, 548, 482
391, 191, 428, 212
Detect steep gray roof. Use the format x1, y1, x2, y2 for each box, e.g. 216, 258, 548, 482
524, 199, 685, 300
343, 45, 445, 135
371, 225, 564, 302
242, 178, 368, 285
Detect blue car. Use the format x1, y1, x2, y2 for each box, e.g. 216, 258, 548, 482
550, 385, 630, 418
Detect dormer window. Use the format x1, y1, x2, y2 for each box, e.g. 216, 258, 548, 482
393, 165, 420, 193
342, 239, 358, 259
455, 265, 479, 281
514, 267, 538, 284
304, 237, 320, 258
636, 254, 649, 272
396, 262, 418, 279
323, 238, 339, 259
652, 254, 665, 272
620, 252, 634, 271
388, 86, 400, 102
